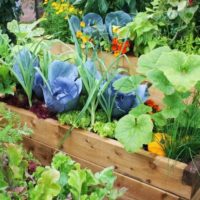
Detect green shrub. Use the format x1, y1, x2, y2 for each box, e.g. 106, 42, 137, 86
0, 0, 21, 33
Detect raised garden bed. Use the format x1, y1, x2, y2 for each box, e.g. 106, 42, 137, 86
5, 104, 200, 200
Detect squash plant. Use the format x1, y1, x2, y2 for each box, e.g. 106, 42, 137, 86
114, 47, 200, 156
137, 47, 200, 162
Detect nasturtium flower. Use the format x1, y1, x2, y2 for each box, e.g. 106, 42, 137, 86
76, 31, 83, 38
112, 25, 120, 34
80, 21, 86, 27
43, 61, 82, 113
81, 35, 89, 43
148, 133, 166, 156
102, 74, 149, 118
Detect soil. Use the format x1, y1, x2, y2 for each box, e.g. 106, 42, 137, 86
0, 90, 56, 119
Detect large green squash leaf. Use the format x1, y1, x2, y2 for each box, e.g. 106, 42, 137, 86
157, 52, 200, 92
162, 92, 186, 118
148, 69, 175, 95
137, 46, 171, 75
115, 114, 153, 152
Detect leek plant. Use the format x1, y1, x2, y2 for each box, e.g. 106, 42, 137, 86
10, 47, 39, 107
69, 19, 124, 126
162, 107, 200, 163
161, 85, 200, 163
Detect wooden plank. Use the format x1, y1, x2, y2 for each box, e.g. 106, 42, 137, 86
23, 137, 181, 200
7, 105, 192, 198
191, 188, 200, 200
123, 55, 138, 75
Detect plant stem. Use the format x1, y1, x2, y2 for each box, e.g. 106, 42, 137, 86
28, 97, 32, 107
90, 102, 96, 127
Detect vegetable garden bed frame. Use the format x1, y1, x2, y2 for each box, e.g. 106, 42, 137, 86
6, 104, 200, 200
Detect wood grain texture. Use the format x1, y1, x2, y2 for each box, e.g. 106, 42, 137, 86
191, 188, 200, 200
6, 104, 192, 199
23, 137, 181, 200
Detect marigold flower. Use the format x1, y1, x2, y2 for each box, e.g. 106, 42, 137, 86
69, 6, 75, 13
51, 2, 57, 7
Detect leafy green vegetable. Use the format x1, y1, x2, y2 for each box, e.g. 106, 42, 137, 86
29, 168, 61, 200
129, 104, 152, 117
93, 121, 116, 138
113, 75, 145, 93
118, 12, 165, 56
0, 103, 32, 143
7, 19, 45, 44
58, 111, 90, 129
115, 114, 153, 152
137, 46, 171, 75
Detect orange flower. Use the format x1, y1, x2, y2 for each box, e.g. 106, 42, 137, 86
111, 45, 118, 51
145, 99, 155, 107
145, 99, 161, 113
111, 38, 130, 56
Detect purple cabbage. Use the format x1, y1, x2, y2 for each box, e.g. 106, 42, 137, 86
41, 61, 82, 113
102, 74, 149, 118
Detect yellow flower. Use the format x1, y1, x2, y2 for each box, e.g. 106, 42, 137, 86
51, 2, 57, 7
148, 133, 166, 156
76, 31, 83, 38
80, 21, 86, 28
43, 0, 48, 5
114, 51, 120, 57
112, 25, 120, 34
61, 0, 64, 2
69, 6, 75, 13
81, 35, 89, 43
